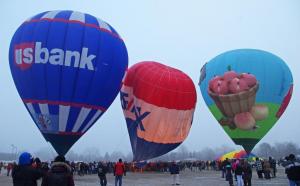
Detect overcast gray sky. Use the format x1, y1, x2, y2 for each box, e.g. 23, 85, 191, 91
0, 0, 299, 156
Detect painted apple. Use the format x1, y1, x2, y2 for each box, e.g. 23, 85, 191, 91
211, 79, 229, 95
228, 78, 249, 94
234, 112, 256, 130
240, 73, 257, 87
223, 70, 238, 82
251, 105, 269, 121
209, 76, 222, 91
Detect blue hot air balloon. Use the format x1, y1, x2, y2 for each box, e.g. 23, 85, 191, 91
199, 49, 293, 153
9, 10, 128, 155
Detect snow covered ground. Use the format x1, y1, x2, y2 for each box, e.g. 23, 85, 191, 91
1, 167, 289, 186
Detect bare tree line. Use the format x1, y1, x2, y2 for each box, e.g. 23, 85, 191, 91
1, 142, 299, 162
253, 142, 300, 159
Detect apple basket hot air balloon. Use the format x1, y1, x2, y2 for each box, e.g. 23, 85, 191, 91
199, 49, 293, 153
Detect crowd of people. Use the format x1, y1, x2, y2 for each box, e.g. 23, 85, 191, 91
219, 155, 300, 186
0, 153, 299, 186
0, 152, 127, 186
220, 158, 252, 186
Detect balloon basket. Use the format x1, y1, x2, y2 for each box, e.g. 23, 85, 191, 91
208, 83, 259, 127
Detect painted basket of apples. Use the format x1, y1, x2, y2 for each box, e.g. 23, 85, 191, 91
208, 66, 268, 130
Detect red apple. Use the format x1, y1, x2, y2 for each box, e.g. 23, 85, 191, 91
240, 73, 257, 87
228, 78, 249, 94
223, 71, 238, 82
234, 112, 256, 130
209, 76, 222, 91
250, 105, 269, 121
211, 79, 229, 95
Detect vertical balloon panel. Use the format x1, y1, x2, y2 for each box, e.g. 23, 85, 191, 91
121, 62, 197, 161
199, 49, 293, 152
9, 10, 128, 155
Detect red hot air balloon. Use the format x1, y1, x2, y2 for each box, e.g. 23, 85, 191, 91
120, 61, 197, 161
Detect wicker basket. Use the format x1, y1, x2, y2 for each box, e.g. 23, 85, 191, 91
208, 83, 259, 119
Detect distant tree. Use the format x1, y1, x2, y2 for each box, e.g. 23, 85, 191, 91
285, 142, 298, 154
110, 151, 125, 162
34, 147, 55, 161
125, 152, 133, 162
66, 150, 79, 161
256, 142, 272, 158
177, 145, 189, 159
83, 147, 101, 162
201, 147, 216, 160
254, 142, 300, 160
104, 152, 110, 161
169, 152, 177, 161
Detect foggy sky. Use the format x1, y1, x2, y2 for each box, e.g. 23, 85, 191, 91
0, 0, 299, 156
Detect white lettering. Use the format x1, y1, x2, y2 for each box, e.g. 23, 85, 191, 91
65, 50, 80, 67
23, 48, 33, 64
15, 42, 95, 71
35, 42, 49, 64
80, 48, 95, 70
15, 49, 23, 65
49, 48, 64, 65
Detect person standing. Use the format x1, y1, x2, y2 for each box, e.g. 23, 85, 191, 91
242, 160, 252, 186
41, 155, 74, 186
235, 160, 244, 186
0, 162, 3, 174
12, 152, 44, 186
114, 159, 126, 186
255, 157, 263, 179
269, 157, 277, 178
169, 161, 180, 185
232, 159, 238, 181
225, 163, 234, 186
282, 154, 300, 186
263, 159, 271, 179
98, 162, 108, 186
7, 162, 13, 176
221, 158, 230, 178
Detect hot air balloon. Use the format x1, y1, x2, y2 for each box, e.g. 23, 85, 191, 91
216, 150, 258, 162
199, 49, 293, 153
9, 10, 128, 155
120, 61, 197, 161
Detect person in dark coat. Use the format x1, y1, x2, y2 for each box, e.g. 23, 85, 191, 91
169, 161, 180, 185
98, 162, 108, 186
0, 161, 3, 174
12, 152, 44, 186
263, 159, 271, 179
235, 160, 244, 186
269, 157, 277, 178
282, 154, 300, 186
41, 155, 74, 186
242, 160, 252, 186
225, 163, 234, 186
221, 158, 230, 178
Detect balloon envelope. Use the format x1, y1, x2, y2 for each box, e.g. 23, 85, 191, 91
121, 61, 197, 161
199, 49, 293, 153
217, 150, 257, 161
9, 10, 128, 155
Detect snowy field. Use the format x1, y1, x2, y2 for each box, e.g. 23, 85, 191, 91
0, 167, 289, 186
